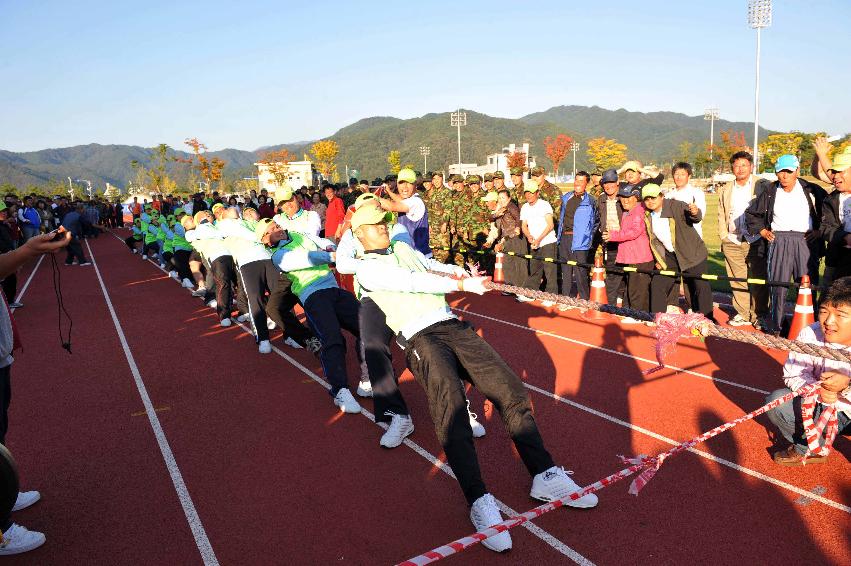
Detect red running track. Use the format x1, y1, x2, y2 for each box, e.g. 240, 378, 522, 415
4, 230, 850, 565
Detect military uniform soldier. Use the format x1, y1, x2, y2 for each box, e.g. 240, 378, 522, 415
483, 172, 495, 193
426, 171, 452, 262
510, 166, 526, 203
530, 165, 563, 219
444, 174, 471, 266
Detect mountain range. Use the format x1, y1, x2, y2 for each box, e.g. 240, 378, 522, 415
0, 105, 775, 190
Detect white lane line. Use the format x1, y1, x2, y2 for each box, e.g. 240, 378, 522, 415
12, 254, 44, 308
85, 240, 220, 566
453, 307, 770, 395
522, 383, 851, 514
118, 238, 593, 565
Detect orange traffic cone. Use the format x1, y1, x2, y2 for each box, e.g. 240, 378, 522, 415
493, 252, 505, 283
787, 275, 814, 339
584, 256, 609, 321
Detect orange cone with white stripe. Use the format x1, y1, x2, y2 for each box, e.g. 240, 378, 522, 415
787, 275, 814, 339
493, 252, 505, 283
584, 256, 609, 320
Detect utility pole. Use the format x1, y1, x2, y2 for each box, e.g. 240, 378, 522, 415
570, 142, 579, 178
419, 146, 430, 173
704, 107, 719, 164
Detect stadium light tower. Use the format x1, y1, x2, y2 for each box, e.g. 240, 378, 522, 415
419, 146, 431, 172
748, 0, 771, 173
570, 141, 579, 178
704, 107, 719, 161
450, 109, 467, 170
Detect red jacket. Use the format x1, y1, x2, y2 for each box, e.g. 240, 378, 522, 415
606, 203, 653, 264
325, 197, 345, 239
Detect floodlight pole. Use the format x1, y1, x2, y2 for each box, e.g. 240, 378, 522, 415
570, 142, 579, 178
419, 146, 431, 172
748, 0, 771, 173
450, 110, 467, 171
704, 108, 719, 162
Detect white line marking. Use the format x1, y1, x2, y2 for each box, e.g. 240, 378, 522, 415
523, 382, 851, 514
12, 254, 44, 308
85, 239, 220, 565
454, 307, 770, 394
115, 236, 593, 565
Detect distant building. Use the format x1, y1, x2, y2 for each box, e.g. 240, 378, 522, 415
448, 143, 537, 186
255, 160, 317, 201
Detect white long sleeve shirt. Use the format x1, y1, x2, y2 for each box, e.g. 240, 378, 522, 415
782, 323, 851, 418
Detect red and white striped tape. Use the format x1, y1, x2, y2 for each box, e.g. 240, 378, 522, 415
397, 383, 822, 565
801, 389, 839, 461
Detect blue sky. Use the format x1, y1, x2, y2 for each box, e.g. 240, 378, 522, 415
0, 0, 847, 152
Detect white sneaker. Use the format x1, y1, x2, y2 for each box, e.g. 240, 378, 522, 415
191, 287, 207, 297
469, 494, 512, 553
333, 389, 362, 414
258, 340, 272, 354
0, 523, 46, 555
516, 295, 534, 303
169, 270, 179, 280
220, 318, 232, 328
356, 379, 373, 398
267, 319, 276, 330
380, 412, 414, 448
141, 254, 148, 260
12, 491, 40, 512
236, 313, 250, 323
181, 278, 195, 288
206, 299, 218, 309
530, 466, 598, 508
159, 262, 167, 269
283, 337, 303, 349
78, 261, 92, 266
621, 316, 641, 324
467, 400, 486, 438
540, 300, 555, 307
131, 249, 138, 254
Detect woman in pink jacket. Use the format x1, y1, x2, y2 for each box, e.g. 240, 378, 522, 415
602, 184, 655, 319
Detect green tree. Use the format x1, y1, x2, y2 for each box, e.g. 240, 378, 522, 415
586, 137, 627, 171
758, 133, 804, 171
387, 150, 401, 174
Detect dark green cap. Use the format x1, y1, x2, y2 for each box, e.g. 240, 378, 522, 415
509, 166, 525, 176
530, 165, 546, 176
465, 174, 481, 185
493, 171, 505, 179
483, 173, 494, 182
449, 174, 464, 183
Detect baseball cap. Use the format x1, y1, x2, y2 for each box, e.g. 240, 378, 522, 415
483, 173, 494, 182
480, 191, 499, 203
173, 207, 185, 217
431, 170, 444, 179
774, 154, 800, 172
530, 166, 546, 177
617, 184, 640, 198
398, 168, 417, 184
354, 192, 378, 209
524, 179, 540, 193
0, 202, 6, 213
601, 168, 619, 184
278, 187, 294, 202
254, 218, 274, 241
493, 171, 505, 179
617, 160, 643, 174
211, 202, 225, 214
641, 184, 663, 199
193, 211, 209, 224
509, 166, 525, 176
449, 174, 464, 183
465, 174, 481, 185
828, 147, 851, 173
350, 205, 393, 231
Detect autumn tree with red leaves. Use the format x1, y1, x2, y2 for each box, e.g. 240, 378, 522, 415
506, 151, 527, 170
257, 148, 297, 189
177, 138, 226, 191
543, 134, 573, 176
710, 130, 749, 172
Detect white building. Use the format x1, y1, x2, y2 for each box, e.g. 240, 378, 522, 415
448, 143, 537, 185
255, 160, 317, 201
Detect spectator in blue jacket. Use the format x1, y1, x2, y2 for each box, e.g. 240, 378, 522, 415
60, 204, 91, 266
557, 171, 598, 300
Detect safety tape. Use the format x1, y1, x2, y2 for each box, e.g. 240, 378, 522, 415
431, 246, 818, 289
397, 384, 819, 565
801, 390, 840, 460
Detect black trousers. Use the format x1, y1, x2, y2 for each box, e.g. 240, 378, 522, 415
620, 260, 654, 312
501, 235, 527, 287
172, 249, 193, 281
558, 234, 591, 299
651, 251, 713, 316
0, 366, 10, 446
406, 319, 554, 505
265, 274, 314, 345
64, 236, 87, 264
360, 297, 409, 421
236, 260, 280, 342
303, 287, 361, 395
523, 242, 557, 293
210, 256, 236, 321
1, 274, 16, 304
142, 241, 159, 257
124, 236, 139, 251
601, 241, 624, 306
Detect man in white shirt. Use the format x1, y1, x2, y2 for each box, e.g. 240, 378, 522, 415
519, 180, 557, 303
717, 151, 770, 328
273, 187, 322, 237
666, 162, 706, 237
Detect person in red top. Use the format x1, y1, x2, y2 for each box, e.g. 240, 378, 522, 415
131, 197, 142, 219
324, 185, 346, 242
151, 196, 162, 212
257, 195, 275, 219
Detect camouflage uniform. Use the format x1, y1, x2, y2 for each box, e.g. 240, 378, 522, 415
425, 184, 452, 263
